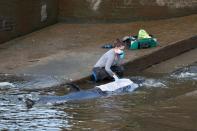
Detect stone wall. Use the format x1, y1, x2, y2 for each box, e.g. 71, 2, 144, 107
0, 0, 58, 44
59, 0, 197, 22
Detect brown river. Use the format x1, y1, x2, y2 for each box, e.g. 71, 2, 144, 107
0, 63, 197, 131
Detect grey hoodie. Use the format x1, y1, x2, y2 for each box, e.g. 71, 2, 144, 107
94, 49, 122, 76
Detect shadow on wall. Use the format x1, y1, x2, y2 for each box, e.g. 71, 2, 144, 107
58, 0, 197, 22
0, 0, 58, 44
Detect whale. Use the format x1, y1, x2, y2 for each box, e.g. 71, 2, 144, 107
25, 78, 139, 108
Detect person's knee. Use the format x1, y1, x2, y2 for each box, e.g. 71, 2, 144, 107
119, 66, 124, 72
116, 71, 124, 78
92, 68, 109, 82
111, 66, 124, 77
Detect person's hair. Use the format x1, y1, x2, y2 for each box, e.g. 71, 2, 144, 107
113, 38, 125, 48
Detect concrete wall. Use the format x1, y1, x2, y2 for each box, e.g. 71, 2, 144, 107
1, 0, 197, 44
59, 0, 197, 22
0, 0, 58, 44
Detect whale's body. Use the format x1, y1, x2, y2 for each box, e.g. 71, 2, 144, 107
37, 88, 103, 105
26, 79, 139, 108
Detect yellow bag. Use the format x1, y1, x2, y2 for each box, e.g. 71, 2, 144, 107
138, 29, 151, 39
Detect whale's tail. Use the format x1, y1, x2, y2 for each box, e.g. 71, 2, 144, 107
25, 98, 35, 109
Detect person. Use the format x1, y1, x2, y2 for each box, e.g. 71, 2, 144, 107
92, 39, 126, 82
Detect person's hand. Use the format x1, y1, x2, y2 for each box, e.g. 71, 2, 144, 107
113, 74, 119, 81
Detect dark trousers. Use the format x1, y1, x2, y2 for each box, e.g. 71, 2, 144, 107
92, 66, 124, 82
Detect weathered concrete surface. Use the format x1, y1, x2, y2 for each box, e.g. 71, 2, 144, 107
0, 0, 58, 44
0, 15, 196, 87
124, 36, 197, 75
144, 48, 197, 74
59, 0, 197, 22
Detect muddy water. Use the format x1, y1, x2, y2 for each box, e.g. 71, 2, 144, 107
0, 63, 197, 131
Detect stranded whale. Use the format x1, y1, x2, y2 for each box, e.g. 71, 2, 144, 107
25, 79, 139, 108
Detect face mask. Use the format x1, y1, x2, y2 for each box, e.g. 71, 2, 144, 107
116, 49, 123, 55
115, 49, 125, 59
119, 51, 125, 59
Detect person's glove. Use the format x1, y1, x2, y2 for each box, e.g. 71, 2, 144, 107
113, 74, 119, 81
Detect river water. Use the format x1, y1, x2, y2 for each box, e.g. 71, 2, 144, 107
0, 63, 197, 131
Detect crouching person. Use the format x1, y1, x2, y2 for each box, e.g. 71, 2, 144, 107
92, 39, 126, 82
